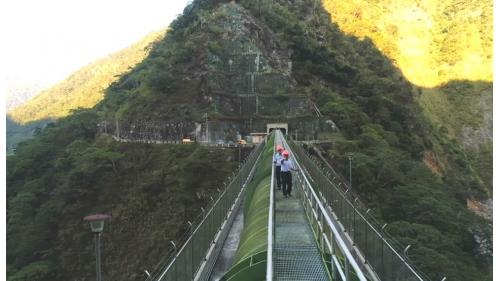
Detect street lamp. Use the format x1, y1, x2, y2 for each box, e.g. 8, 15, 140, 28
84, 214, 111, 281
346, 152, 354, 189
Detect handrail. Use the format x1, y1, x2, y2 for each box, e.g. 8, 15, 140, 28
266, 135, 276, 281
277, 131, 368, 281
288, 139, 428, 281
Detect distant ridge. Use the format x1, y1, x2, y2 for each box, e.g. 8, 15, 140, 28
8, 29, 166, 124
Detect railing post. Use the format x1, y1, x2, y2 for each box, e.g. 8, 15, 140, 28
330, 231, 337, 279
345, 256, 350, 281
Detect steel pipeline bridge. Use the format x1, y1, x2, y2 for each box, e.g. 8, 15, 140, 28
145, 131, 431, 281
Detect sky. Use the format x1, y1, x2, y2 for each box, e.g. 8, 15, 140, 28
3, 0, 190, 92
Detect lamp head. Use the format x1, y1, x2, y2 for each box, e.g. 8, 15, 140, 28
83, 214, 111, 233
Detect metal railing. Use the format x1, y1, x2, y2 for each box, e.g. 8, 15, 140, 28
266, 135, 276, 281
278, 131, 368, 281
288, 139, 429, 281
110, 134, 255, 148
149, 140, 265, 281
298, 145, 419, 255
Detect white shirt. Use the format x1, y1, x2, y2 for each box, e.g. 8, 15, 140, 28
273, 152, 283, 166
280, 158, 295, 172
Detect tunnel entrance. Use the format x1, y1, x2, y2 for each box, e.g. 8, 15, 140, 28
267, 123, 288, 135
268, 127, 287, 135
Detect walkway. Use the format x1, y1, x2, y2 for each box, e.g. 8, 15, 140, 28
150, 131, 425, 281
273, 184, 330, 280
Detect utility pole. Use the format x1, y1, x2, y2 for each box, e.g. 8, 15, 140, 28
238, 145, 241, 169
115, 119, 120, 139
204, 113, 209, 143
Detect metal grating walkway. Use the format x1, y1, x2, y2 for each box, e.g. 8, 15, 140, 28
273, 189, 330, 281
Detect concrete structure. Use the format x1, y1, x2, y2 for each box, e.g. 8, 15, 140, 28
250, 133, 267, 144
266, 123, 288, 134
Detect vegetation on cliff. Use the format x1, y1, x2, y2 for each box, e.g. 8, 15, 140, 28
322, 0, 492, 87
9, 30, 166, 124
7, 110, 238, 280
6, 30, 166, 154
322, 0, 493, 192
237, 0, 491, 279
6, 0, 492, 280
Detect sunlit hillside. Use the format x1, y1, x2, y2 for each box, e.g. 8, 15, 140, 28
322, 0, 493, 194
8, 29, 166, 124
322, 0, 492, 87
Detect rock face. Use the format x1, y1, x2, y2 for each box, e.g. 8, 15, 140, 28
104, 3, 331, 143
469, 221, 493, 269
205, 3, 309, 117
466, 198, 492, 269
467, 198, 492, 221
461, 93, 493, 151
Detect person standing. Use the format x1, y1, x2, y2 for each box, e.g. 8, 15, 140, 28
273, 145, 284, 190
280, 150, 297, 197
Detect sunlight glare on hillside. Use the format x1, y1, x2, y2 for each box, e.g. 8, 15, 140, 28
321, 0, 492, 87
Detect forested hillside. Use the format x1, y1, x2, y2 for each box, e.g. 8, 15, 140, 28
234, 1, 491, 279
322, 0, 493, 193
6, 30, 166, 154
7, 111, 239, 280
6, 0, 492, 280
9, 30, 166, 124
322, 0, 492, 87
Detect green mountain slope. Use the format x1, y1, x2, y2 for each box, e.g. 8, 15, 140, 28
322, 0, 493, 193
7, 112, 238, 280
322, 0, 492, 87
235, 1, 491, 279
6, 30, 166, 154
6, 0, 492, 280
9, 30, 166, 124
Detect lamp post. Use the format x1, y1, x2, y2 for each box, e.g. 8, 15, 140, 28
204, 113, 209, 144
84, 214, 111, 281
347, 152, 354, 189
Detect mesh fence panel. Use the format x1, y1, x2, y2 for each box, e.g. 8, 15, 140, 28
289, 141, 428, 281
150, 141, 265, 281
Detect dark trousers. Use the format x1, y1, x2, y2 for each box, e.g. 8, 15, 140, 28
275, 166, 282, 189
281, 171, 292, 196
